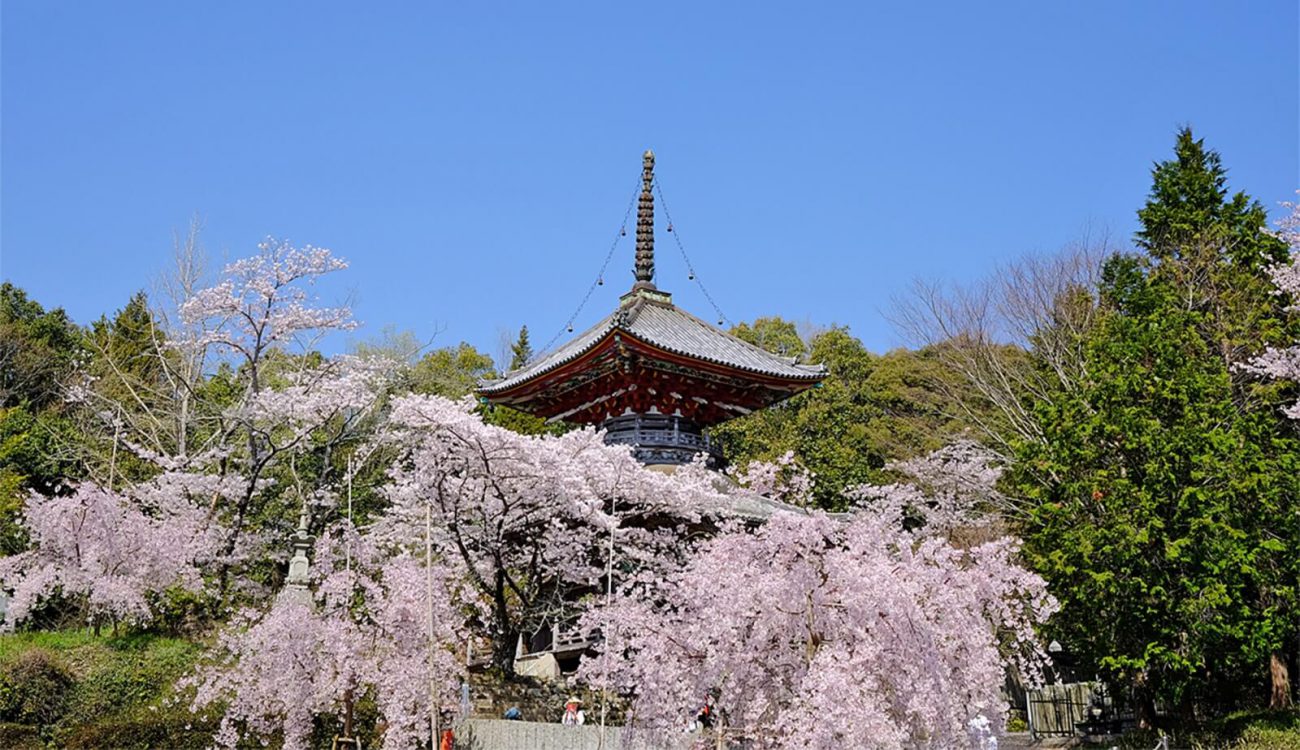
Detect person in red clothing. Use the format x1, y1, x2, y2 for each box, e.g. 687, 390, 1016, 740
561, 697, 586, 726
438, 710, 454, 750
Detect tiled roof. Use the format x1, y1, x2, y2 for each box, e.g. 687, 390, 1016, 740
479, 293, 826, 394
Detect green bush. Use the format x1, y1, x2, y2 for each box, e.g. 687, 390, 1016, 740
1106, 712, 1300, 750
0, 630, 213, 747
60, 709, 217, 750
0, 648, 74, 726
152, 586, 218, 636
1230, 712, 1300, 750
58, 633, 200, 727
0, 721, 42, 749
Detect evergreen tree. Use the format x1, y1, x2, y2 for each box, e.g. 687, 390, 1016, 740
1137, 127, 1293, 372
1017, 131, 1300, 714
508, 325, 533, 371
0, 282, 83, 410
410, 342, 497, 399
0, 285, 85, 554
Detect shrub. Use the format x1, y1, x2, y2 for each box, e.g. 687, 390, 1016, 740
60, 710, 217, 750
0, 721, 41, 749
1231, 712, 1300, 750
0, 648, 74, 726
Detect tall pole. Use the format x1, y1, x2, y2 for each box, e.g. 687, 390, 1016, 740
345, 455, 353, 575
599, 495, 616, 747
426, 501, 437, 747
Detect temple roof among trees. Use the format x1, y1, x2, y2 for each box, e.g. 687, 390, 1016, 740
481, 290, 825, 394
477, 150, 826, 429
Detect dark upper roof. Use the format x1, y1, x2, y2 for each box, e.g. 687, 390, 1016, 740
479, 291, 826, 395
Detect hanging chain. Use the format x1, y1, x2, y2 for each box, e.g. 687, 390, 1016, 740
653, 177, 732, 328
534, 179, 641, 359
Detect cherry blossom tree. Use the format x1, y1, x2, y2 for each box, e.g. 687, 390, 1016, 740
65, 239, 392, 589
0, 483, 216, 631
579, 444, 1056, 749
372, 393, 723, 675
728, 450, 814, 506
185, 525, 467, 750
1242, 196, 1300, 419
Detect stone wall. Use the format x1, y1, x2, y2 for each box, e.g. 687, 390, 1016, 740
467, 674, 628, 725
454, 719, 697, 750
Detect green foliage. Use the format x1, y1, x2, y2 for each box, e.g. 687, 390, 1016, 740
481, 402, 561, 436
410, 342, 497, 399
0, 631, 208, 747
1137, 128, 1285, 266
1018, 256, 1284, 703
1137, 127, 1294, 366
86, 292, 163, 398
1108, 711, 1300, 750
0, 285, 89, 555
402, 339, 560, 436
60, 710, 217, 750
0, 649, 74, 727
150, 587, 220, 637
0, 406, 80, 498
1016, 129, 1300, 713
0, 722, 42, 750
713, 322, 983, 509
508, 325, 533, 371
0, 283, 83, 411
731, 317, 807, 359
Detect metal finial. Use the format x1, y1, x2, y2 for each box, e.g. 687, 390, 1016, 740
634, 150, 656, 288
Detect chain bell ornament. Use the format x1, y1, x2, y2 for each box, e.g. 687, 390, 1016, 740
567, 324, 574, 333
688, 272, 695, 281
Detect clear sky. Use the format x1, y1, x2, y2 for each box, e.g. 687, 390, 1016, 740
3, 2, 1297, 363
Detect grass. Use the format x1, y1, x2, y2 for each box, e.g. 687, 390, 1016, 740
0, 629, 215, 749
1099, 710, 1300, 750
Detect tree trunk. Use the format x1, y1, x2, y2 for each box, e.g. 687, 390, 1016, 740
1271, 650, 1292, 709
493, 629, 518, 678
492, 571, 517, 678
342, 686, 355, 740
1133, 671, 1157, 729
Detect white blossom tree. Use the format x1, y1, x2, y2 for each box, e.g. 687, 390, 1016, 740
185, 525, 467, 750
0, 483, 217, 631
372, 393, 722, 674
579, 444, 1056, 749
1242, 196, 1300, 419
65, 239, 392, 590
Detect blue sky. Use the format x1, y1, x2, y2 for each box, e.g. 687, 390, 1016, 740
3, 2, 1297, 363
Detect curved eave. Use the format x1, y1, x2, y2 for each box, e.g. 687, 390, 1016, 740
478, 326, 825, 403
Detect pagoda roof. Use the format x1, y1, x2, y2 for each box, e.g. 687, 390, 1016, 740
479, 290, 826, 396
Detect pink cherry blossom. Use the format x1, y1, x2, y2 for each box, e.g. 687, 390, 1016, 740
579, 445, 1056, 750
0, 483, 215, 629
185, 527, 466, 750
1241, 195, 1300, 419
371, 394, 723, 672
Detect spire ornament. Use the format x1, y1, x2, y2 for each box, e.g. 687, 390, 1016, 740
633, 150, 656, 289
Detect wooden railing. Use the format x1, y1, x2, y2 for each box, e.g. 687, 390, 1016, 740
601, 414, 722, 463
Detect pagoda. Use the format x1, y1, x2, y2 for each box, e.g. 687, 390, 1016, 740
477, 151, 825, 466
